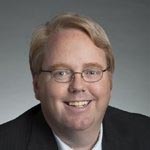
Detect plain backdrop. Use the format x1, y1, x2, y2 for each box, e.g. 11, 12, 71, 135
0, 0, 150, 124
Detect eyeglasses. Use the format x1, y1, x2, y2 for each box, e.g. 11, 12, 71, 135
40, 67, 109, 83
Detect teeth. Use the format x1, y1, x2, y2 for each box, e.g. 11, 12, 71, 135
68, 101, 89, 108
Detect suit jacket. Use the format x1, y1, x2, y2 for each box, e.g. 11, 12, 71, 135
0, 104, 150, 150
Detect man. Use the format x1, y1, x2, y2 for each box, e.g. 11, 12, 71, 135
0, 12, 150, 150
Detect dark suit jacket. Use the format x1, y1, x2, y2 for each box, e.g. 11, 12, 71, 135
0, 104, 150, 150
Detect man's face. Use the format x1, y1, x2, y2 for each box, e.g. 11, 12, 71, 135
34, 28, 112, 133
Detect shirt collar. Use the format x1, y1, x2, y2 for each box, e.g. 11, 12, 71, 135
54, 124, 103, 150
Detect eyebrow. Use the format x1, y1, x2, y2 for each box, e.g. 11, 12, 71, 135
83, 63, 104, 69
45, 63, 104, 70
46, 63, 71, 70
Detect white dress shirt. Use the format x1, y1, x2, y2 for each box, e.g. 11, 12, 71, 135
54, 124, 103, 150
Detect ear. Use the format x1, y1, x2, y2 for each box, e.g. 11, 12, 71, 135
33, 75, 41, 100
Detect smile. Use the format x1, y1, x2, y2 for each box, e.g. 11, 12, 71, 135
65, 100, 92, 108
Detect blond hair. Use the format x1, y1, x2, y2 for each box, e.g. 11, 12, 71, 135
29, 12, 115, 76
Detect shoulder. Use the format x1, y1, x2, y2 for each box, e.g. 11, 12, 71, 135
105, 106, 150, 126
102, 106, 150, 149
106, 106, 150, 121
0, 104, 41, 131
0, 104, 41, 150
104, 106, 150, 141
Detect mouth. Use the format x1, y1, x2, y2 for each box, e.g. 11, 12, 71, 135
64, 100, 92, 108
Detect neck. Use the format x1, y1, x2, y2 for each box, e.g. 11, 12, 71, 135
54, 125, 101, 150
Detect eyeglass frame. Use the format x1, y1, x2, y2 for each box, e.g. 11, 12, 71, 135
40, 66, 110, 83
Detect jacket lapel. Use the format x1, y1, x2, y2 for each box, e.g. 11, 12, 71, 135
27, 105, 138, 150
27, 110, 58, 150
102, 106, 137, 150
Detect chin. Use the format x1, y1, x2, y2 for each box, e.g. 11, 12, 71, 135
63, 117, 96, 131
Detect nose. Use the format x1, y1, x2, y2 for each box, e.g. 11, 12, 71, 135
68, 73, 86, 93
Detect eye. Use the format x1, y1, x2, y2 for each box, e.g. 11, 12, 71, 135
53, 69, 71, 79
84, 69, 99, 75
83, 69, 102, 79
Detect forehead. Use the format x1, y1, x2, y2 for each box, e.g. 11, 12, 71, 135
42, 29, 107, 69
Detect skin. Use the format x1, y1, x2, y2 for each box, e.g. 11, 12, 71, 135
33, 28, 112, 149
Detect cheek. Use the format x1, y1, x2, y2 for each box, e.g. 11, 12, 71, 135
47, 83, 68, 98
89, 77, 112, 106
39, 82, 68, 118
92, 81, 111, 96
39, 79, 68, 103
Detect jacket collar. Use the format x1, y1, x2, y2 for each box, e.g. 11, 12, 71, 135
27, 105, 136, 150
27, 106, 58, 150
102, 106, 137, 150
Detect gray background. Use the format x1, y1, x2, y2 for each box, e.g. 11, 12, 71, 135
0, 0, 150, 124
